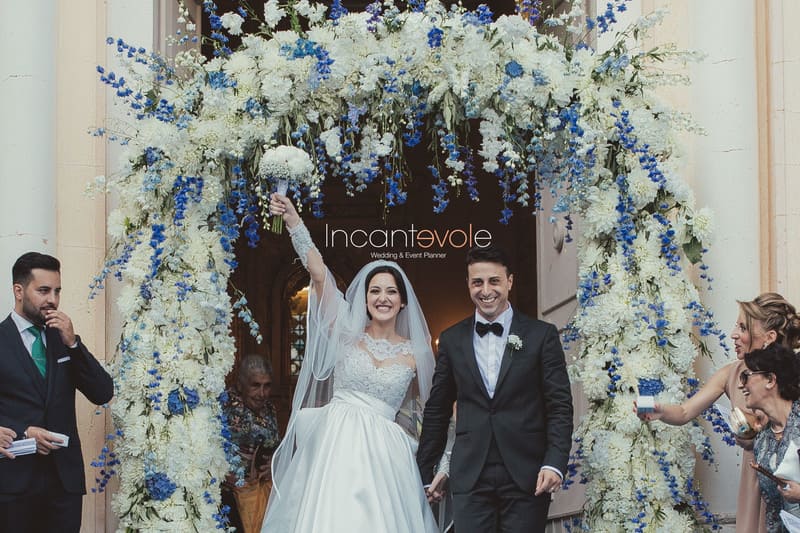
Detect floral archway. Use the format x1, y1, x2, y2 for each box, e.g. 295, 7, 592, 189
93, 0, 726, 530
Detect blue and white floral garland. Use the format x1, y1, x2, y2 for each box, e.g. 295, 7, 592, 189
93, 1, 726, 530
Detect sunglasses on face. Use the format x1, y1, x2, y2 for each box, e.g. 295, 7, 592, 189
739, 370, 771, 386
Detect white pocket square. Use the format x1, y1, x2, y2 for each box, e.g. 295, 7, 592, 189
57, 356, 71, 363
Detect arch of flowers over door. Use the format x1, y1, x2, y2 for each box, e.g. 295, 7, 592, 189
93, 1, 725, 530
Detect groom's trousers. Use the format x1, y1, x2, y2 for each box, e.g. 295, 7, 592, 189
452, 440, 551, 533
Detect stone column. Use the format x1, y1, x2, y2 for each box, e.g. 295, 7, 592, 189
0, 0, 57, 310
645, 0, 760, 527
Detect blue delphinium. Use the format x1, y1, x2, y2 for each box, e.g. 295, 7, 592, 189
329, 0, 348, 22
505, 60, 524, 78
145, 471, 178, 501
427, 27, 444, 48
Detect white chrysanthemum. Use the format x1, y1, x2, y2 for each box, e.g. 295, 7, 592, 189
627, 165, 660, 209
263, 0, 286, 28
294, 0, 326, 23
582, 185, 620, 237
220, 12, 244, 35
689, 207, 714, 243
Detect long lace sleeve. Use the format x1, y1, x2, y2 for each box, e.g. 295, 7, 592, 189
288, 220, 319, 269
435, 419, 454, 476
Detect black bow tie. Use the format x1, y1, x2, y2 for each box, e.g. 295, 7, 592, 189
475, 321, 503, 337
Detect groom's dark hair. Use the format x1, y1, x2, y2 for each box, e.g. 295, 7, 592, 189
466, 245, 513, 276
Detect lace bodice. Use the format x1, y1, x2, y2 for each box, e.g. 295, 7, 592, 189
333, 334, 415, 410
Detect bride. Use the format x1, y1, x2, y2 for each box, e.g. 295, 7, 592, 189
261, 194, 442, 532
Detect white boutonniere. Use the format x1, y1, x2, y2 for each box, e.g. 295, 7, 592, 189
507, 334, 523, 351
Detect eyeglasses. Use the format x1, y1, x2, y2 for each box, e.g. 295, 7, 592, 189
739, 370, 771, 386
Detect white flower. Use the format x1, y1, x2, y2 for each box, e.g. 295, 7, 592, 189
258, 145, 315, 182
688, 207, 715, 243
263, 0, 286, 28
507, 334, 523, 351
319, 127, 342, 158
220, 12, 244, 35
294, 0, 327, 24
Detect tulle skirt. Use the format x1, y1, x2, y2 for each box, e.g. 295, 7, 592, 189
262, 390, 438, 533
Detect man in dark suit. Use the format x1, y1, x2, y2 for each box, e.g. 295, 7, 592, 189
418, 245, 573, 532
0, 252, 114, 532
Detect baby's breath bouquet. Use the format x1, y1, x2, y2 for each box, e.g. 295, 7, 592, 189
258, 145, 316, 233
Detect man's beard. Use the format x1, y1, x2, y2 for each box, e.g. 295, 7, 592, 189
22, 300, 49, 326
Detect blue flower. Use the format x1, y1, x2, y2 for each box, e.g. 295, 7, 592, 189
167, 389, 185, 415
208, 70, 236, 90
329, 0, 348, 22
145, 472, 177, 501
427, 27, 444, 48
637, 378, 664, 396
505, 60, 524, 78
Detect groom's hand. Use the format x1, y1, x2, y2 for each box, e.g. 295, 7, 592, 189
534, 469, 562, 496
426, 472, 448, 503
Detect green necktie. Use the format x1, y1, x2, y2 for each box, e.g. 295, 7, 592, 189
27, 326, 47, 377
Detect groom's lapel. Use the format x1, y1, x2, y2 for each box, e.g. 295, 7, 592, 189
461, 319, 490, 399
495, 313, 523, 392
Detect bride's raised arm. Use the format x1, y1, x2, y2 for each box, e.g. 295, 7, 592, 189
269, 193, 325, 294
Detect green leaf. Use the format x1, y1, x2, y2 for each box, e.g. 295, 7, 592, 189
682, 237, 703, 264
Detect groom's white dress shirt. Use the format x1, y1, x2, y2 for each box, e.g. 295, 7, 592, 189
473, 305, 513, 399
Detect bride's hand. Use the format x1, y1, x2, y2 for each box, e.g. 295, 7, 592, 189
426, 472, 448, 503
269, 193, 301, 229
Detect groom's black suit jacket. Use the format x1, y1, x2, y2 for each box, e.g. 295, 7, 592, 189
418, 311, 573, 494
0, 315, 114, 497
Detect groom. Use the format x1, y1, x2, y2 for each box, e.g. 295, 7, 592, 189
418, 245, 573, 532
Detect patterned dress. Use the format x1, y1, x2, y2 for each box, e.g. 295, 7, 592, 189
224, 388, 281, 479
754, 400, 800, 532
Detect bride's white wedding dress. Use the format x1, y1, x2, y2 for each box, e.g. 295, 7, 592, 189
262, 333, 438, 532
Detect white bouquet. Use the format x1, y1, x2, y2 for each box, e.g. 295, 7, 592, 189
258, 145, 315, 233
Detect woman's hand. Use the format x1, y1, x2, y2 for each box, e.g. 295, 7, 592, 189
426, 472, 448, 503
269, 193, 301, 229
634, 401, 664, 422
779, 480, 800, 503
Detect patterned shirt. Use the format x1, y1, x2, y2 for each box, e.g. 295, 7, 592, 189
754, 400, 800, 533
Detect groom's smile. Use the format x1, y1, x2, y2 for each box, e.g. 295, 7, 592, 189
467, 261, 513, 322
